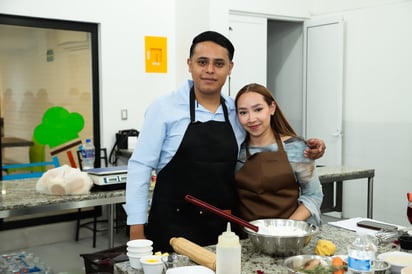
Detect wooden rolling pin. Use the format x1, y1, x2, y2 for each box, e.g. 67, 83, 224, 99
169, 237, 216, 271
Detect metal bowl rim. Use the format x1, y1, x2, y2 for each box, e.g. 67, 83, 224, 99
244, 218, 320, 237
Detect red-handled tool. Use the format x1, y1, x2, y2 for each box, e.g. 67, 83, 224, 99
185, 194, 259, 232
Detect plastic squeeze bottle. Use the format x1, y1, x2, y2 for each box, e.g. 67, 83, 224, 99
216, 222, 241, 274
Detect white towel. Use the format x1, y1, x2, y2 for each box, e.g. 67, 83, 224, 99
36, 165, 93, 195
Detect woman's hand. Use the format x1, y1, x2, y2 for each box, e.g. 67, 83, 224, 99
304, 138, 326, 160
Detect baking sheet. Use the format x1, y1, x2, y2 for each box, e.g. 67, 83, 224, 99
328, 217, 404, 236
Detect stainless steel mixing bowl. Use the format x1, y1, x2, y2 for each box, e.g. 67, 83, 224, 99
283, 254, 332, 273
373, 260, 391, 274
244, 219, 319, 257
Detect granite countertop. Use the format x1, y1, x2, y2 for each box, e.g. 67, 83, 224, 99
316, 166, 374, 181
114, 224, 398, 274
0, 166, 373, 213
0, 179, 125, 217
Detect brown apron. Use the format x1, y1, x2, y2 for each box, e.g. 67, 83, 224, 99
235, 134, 299, 221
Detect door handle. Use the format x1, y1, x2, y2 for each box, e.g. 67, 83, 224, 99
331, 129, 342, 137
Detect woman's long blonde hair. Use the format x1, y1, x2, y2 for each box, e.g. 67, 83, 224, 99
235, 83, 297, 143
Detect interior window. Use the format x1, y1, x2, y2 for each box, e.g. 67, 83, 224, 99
0, 14, 101, 179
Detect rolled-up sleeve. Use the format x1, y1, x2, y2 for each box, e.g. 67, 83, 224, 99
287, 140, 323, 225
125, 99, 169, 225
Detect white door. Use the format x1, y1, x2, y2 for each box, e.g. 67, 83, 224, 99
303, 17, 344, 166
228, 14, 267, 98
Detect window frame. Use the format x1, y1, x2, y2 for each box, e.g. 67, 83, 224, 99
0, 13, 101, 178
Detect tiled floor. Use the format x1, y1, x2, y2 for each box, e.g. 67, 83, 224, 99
6, 228, 130, 274
4, 214, 341, 274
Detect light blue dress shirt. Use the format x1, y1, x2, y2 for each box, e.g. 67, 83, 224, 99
236, 137, 324, 225
125, 80, 246, 225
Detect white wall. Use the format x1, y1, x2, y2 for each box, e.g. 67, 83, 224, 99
311, 0, 408, 14
311, 0, 412, 226
228, 0, 312, 19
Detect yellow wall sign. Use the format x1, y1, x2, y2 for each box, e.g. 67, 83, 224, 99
145, 36, 167, 73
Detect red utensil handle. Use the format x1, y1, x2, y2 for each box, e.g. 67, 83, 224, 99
185, 194, 259, 232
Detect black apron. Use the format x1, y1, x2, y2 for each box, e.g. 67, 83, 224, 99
146, 87, 239, 252
235, 134, 299, 221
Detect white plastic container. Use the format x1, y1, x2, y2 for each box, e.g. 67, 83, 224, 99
347, 232, 377, 273
216, 223, 241, 274
81, 138, 95, 170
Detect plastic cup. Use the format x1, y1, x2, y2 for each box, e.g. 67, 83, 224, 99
127, 251, 152, 270
127, 239, 153, 248
127, 246, 153, 253
139, 255, 165, 274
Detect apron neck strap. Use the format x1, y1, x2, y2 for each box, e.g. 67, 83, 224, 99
189, 86, 228, 122
245, 131, 285, 157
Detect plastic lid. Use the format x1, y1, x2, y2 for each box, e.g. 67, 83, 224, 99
85, 138, 91, 143
218, 223, 239, 246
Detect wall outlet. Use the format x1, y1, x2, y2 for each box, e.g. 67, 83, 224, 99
121, 109, 128, 120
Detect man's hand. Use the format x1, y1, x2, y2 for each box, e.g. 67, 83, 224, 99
304, 138, 326, 160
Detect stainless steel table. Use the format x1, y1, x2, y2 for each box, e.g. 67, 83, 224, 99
317, 166, 375, 218
118, 149, 134, 158
0, 179, 125, 248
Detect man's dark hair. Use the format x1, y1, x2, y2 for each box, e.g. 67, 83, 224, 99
189, 31, 235, 61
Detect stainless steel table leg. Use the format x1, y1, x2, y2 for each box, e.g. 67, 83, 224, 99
336, 181, 343, 212
367, 176, 374, 219
108, 203, 115, 248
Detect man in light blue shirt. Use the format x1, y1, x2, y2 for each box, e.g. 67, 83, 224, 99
125, 31, 326, 252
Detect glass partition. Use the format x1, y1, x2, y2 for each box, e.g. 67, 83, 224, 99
0, 14, 101, 179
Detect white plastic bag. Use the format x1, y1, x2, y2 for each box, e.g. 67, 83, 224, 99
36, 165, 93, 195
